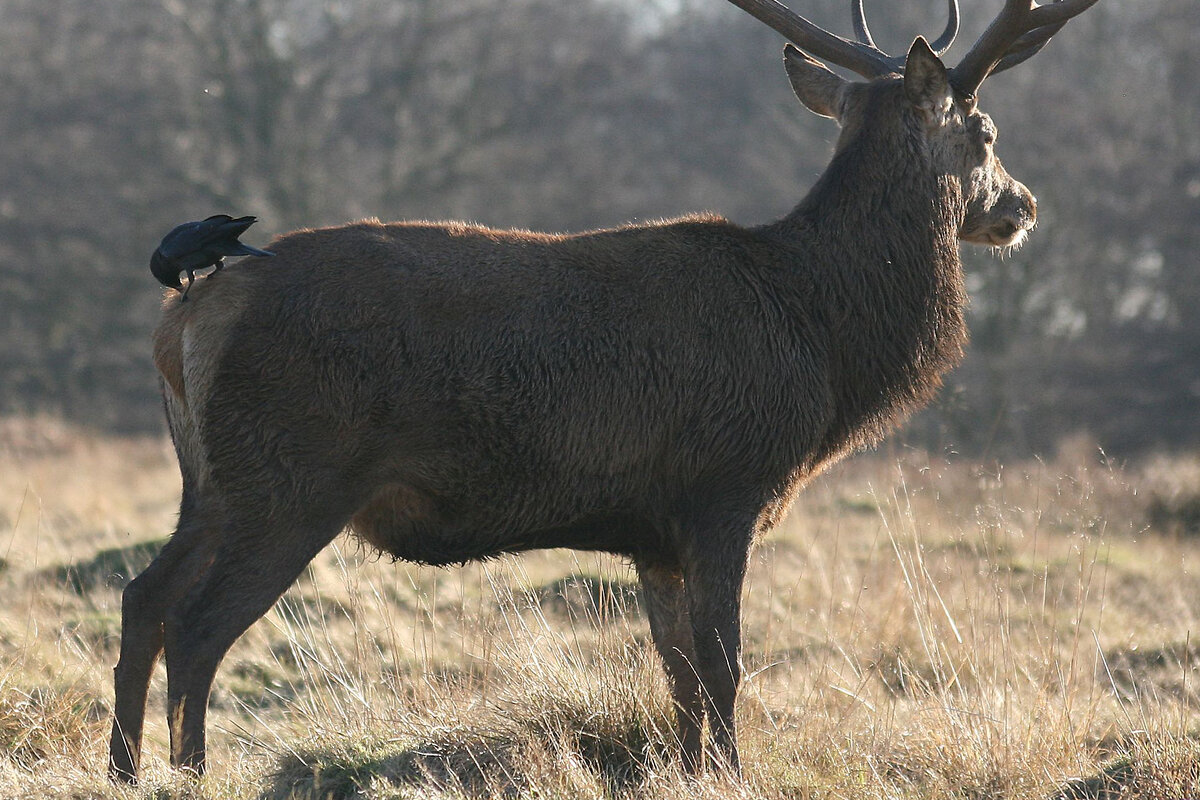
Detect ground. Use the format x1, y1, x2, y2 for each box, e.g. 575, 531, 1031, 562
1, 415, 1198, 799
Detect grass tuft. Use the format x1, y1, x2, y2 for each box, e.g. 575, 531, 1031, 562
527, 574, 643, 624
0, 673, 106, 768
43, 539, 166, 595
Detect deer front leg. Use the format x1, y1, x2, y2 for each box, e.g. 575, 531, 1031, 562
681, 518, 751, 773
636, 559, 704, 771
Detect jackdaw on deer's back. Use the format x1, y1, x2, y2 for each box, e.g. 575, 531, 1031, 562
150, 215, 273, 300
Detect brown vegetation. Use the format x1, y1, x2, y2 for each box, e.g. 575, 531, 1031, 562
1, 416, 1198, 797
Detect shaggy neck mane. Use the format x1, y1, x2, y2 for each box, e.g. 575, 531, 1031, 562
765, 87, 968, 457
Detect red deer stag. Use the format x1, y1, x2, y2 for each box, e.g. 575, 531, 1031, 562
110, 0, 1101, 781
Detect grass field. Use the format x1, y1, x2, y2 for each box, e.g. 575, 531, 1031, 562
1, 415, 1199, 798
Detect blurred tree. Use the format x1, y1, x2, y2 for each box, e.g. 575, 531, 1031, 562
0, 0, 1190, 456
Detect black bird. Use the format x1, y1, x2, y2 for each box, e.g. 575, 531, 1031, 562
150, 214, 274, 300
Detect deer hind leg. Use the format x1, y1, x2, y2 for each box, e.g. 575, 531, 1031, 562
680, 517, 752, 773
162, 508, 344, 775
635, 559, 704, 772
109, 499, 221, 783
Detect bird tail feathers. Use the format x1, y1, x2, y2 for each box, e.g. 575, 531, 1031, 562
233, 243, 274, 258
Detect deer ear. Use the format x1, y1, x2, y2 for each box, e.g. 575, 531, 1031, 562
784, 44, 847, 121
904, 37, 952, 120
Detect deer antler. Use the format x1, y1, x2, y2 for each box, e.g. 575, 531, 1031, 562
727, 0, 959, 80
949, 0, 1101, 99
730, 0, 1099, 98
851, 0, 959, 59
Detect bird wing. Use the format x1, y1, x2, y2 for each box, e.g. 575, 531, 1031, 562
156, 220, 206, 261
197, 215, 255, 246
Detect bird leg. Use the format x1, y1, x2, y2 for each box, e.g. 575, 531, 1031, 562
180, 270, 196, 302
213, 257, 226, 273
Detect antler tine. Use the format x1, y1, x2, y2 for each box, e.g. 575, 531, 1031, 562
854, 0, 958, 57
950, 0, 1101, 98
927, 0, 960, 56
726, 0, 897, 79
988, 20, 1066, 73
851, 0, 877, 49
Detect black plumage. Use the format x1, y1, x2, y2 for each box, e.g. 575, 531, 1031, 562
150, 215, 274, 300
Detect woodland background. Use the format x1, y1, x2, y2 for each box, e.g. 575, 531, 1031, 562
1, 0, 1195, 456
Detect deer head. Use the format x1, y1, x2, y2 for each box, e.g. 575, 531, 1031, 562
733, 0, 1099, 249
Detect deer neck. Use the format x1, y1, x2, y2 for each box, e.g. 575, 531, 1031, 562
765, 129, 969, 448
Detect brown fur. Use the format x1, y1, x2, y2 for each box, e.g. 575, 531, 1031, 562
151, 302, 188, 409
110, 42, 1039, 781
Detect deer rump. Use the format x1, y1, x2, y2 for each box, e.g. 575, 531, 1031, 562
158, 216, 846, 569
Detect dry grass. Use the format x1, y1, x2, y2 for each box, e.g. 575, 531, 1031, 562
1, 414, 1199, 798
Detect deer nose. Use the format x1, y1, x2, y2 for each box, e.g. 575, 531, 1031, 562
995, 219, 1020, 239
1009, 186, 1037, 231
